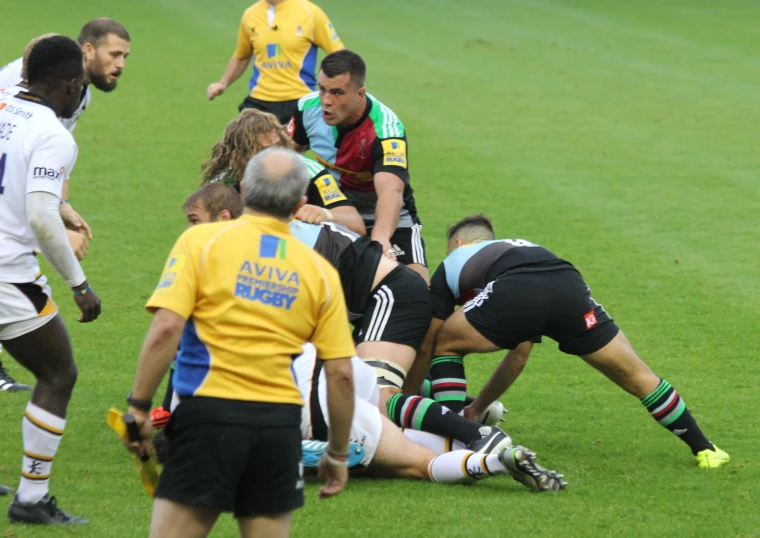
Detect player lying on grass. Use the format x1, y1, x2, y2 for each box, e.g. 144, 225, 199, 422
412, 214, 729, 469
295, 343, 566, 492
201, 108, 365, 235
152, 184, 510, 455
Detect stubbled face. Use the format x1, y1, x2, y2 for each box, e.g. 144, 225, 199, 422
186, 203, 213, 227
317, 71, 363, 126
85, 34, 130, 92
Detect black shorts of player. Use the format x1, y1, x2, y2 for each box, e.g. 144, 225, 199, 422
463, 267, 620, 355
387, 224, 427, 267
155, 397, 303, 518
353, 265, 432, 349
239, 96, 299, 126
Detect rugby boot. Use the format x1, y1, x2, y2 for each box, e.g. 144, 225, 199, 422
499, 446, 567, 492
466, 426, 512, 455
8, 495, 88, 525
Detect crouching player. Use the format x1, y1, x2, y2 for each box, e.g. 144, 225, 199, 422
295, 344, 566, 492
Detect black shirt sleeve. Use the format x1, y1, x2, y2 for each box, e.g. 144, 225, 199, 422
370, 135, 410, 183
429, 264, 456, 320
288, 109, 309, 148
306, 170, 353, 209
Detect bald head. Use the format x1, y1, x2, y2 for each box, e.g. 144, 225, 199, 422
241, 147, 309, 218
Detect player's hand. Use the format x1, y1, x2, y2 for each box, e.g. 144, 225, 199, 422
318, 454, 348, 498
462, 404, 481, 422
374, 237, 396, 260
60, 203, 93, 239
295, 204, 332, 224
123, 409, 154, 459
72, 281, 101, 323
66, 230, 89, 261
207, 82, 226, 100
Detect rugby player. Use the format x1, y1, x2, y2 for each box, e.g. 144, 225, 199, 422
201, 108, 366, 234
295, 344, 566, 492
0, 35, 102, 525
422, 214, 729, 469
124, 148, 356, 538
288, 50, 429, 282
207, 0, 344, 124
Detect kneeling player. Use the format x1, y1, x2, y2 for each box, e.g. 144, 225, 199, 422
422, 215, 728, 469
295, 344, 565, 492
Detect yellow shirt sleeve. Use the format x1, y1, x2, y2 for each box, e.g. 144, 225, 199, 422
311, 7, 344, 53
311, 261, 356, 360
234, 13, 253, 60
145, 232, 198, 319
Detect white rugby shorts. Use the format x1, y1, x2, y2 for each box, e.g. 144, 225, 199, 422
0, 274, 58, 340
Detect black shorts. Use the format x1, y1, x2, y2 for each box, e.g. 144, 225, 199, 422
155, 398, 303, 518
463, 267, 620, 355
388, 224, 427, 267
239, 96, 299, 126
353, 265, 432, 349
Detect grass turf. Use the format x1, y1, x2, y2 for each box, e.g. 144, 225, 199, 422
1, 0, 759, 536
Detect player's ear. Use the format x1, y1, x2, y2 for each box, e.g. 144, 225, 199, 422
292, 195, 307, 216
357, 86, 366, 100
219, 209, 232, 221
81, 42, 96, 62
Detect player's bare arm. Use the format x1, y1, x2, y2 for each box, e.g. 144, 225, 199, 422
372, 171, 404, 258
59, 179, 92, 239
403, 317, 444, 396
463, 341, 534, 422
207, 55, 250, 100
126, 308, 185, 457
295, 204, 366, 235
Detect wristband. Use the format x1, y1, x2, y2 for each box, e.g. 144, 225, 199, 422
321, 208, 334, 222
60, 200, 70, 205
73, 286, 91, 296
326, 454, 349, 467
127, 392, 152, 413
327, 448, 349, 458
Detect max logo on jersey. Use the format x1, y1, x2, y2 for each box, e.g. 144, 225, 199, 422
33, 166, 66, 182
263, 44, 292, 69
156, 255, 187, 292
316, 174, 347, 204
381, 139, 407, 168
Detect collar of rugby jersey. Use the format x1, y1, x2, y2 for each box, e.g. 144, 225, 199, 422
239, 213, 292, 234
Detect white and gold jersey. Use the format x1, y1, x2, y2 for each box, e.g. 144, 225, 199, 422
0, 57, 91, 133
0, 91, 78, 284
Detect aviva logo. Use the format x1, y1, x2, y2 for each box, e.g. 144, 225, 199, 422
259, 235, 287, 259
263, 44, 291, 69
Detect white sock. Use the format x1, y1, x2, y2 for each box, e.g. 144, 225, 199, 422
428, 450, 508, 484
403, 429, 466, 455
17, 402, 65, 504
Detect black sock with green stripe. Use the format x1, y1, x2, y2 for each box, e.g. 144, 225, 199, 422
641, 379, 713, 455
387, 394, 483, 444
430, 355, 467, 413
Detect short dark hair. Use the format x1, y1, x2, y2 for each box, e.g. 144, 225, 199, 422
447, 214, 495, 242
26, 36, 84, 86
320, 50, 366, 88
77, 18, 131, 47
183, 183, 244, 220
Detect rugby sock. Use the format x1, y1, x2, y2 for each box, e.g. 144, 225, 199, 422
387, 394, 484, 444
430, 355, 467, 413
641, 379, 713, 455
428, 450, 507, 484
403, 429, 466, 455
418, 379, 432, 398
17, 402, 65, 504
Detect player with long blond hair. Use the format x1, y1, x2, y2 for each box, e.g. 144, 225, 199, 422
201, 109, 365, 234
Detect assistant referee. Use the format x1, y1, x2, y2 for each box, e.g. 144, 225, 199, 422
207, 0, 344, 124
124, 147, 356, 538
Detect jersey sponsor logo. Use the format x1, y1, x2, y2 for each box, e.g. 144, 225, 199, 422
2, 104, 33, 120
295, 25, 304, 37
327, 22, 339, 41
259, 235, 287, 259
0, 103, 6, 111
315, 174, 347, 204
381, 139, 407, 168
262, 44, 292, 69
584, 310, 598, 330
235, 260, 300, 310
156, 255, 187, 292
32, 166, 66, 182
0, 121, 17, 141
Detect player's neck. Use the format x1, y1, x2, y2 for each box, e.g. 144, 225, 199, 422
243, 208, 291, 225
23, 86, 60, 115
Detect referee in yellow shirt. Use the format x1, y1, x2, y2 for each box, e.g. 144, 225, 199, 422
124, 147, 356, 538
207, 0, 344, 124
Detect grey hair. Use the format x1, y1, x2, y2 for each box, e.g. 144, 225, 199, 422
241, 147, 309, 218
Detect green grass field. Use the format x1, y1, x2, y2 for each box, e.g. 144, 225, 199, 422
2, 0, 760, 536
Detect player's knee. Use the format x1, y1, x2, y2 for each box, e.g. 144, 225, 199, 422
46, 361, 78, 393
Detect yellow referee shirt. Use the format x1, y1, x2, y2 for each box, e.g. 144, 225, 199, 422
234, 0, 344, 102
146, 214, 356, 405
